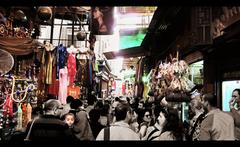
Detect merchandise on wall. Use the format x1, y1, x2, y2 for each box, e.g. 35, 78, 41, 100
148, 51, 195, 102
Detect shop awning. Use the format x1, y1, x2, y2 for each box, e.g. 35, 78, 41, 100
0, 38, 41, 55
103, 46, 148, 59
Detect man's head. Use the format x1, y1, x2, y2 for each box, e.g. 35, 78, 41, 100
154, 105, 168, 127
138, 101, 144, 109
66, 96, 74, 104
232, 89, 240, 108
70, 99, 83, 109
43, 99, 62, 116
114, 101, 133, 124
189, 98, 203, 114
202, 93, 217, 112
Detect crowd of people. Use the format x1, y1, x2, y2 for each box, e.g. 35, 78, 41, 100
9, 87, 240, 141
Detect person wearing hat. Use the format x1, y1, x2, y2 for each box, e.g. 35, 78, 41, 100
24, 99, 74, 141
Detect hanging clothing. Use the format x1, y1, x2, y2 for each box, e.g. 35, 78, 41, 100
75, 59, 90, 87
59, 67, 69, 104
122, 82, 126, 96
67, 85, 81, 99
27, 103, 32, 123
89, 59, 93, 87
22, 103, 28, 128
3, 95, 13, 117
67, 53, 77, 86
16, 104, 23, 131
41, 44, 55, 84
56, 44, 67, 79
143, 83, 149, 100
48, 66, 59, 96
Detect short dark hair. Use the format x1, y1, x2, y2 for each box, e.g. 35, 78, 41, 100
89, 109, 100, 122
115, 102, 131, 121
153, 105, 166, 119
203, 93, 217, 107
233, 89, 240, 95
87, 95, 97, 105
70, 99, 83, 109
66, 96, 74, 104
64, 113, 75, 120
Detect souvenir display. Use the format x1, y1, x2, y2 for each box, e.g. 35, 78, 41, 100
148, 52, 195, 102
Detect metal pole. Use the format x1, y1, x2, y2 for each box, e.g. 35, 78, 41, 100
58, 17, 64, 46
72, 19, 74, 45
50, 7, 55, 44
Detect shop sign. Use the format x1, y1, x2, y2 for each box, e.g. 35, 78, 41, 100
223, 70, 240, 79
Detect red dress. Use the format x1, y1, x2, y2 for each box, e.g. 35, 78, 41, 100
67, 53, 77, 86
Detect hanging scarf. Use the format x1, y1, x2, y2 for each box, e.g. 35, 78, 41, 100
16, 104, 23, 131
27, 103, 32, 124
22, 103, 28, 128
3, 95, 13, 117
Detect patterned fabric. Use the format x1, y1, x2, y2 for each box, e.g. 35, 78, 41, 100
75, 59, 90, 87
67, 85, 81, 99
41, 49, 55, 84
3, 95, 13, 117
57, 44, 67, 79
67, 53, 77, 85
188, 112, 206, 141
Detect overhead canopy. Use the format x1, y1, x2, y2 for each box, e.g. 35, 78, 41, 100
103, 46, 148, 60
0, 38, 41, 55
141, 7, 190, 61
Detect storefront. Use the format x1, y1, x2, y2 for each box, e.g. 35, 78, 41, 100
203, 7, 240, 110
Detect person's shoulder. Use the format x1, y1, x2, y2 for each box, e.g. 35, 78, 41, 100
159, 131, 175, 140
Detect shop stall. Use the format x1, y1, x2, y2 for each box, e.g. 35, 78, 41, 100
0, 6, 97, 140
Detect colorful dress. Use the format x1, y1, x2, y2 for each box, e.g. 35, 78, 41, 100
67, 53, 77, 85
57, 44, 67, 79
41, 46, 55, 84
75, 59, 90, 87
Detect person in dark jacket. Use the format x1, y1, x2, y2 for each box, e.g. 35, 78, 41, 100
24, 99, 74, 141
69, 99, 94, 141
